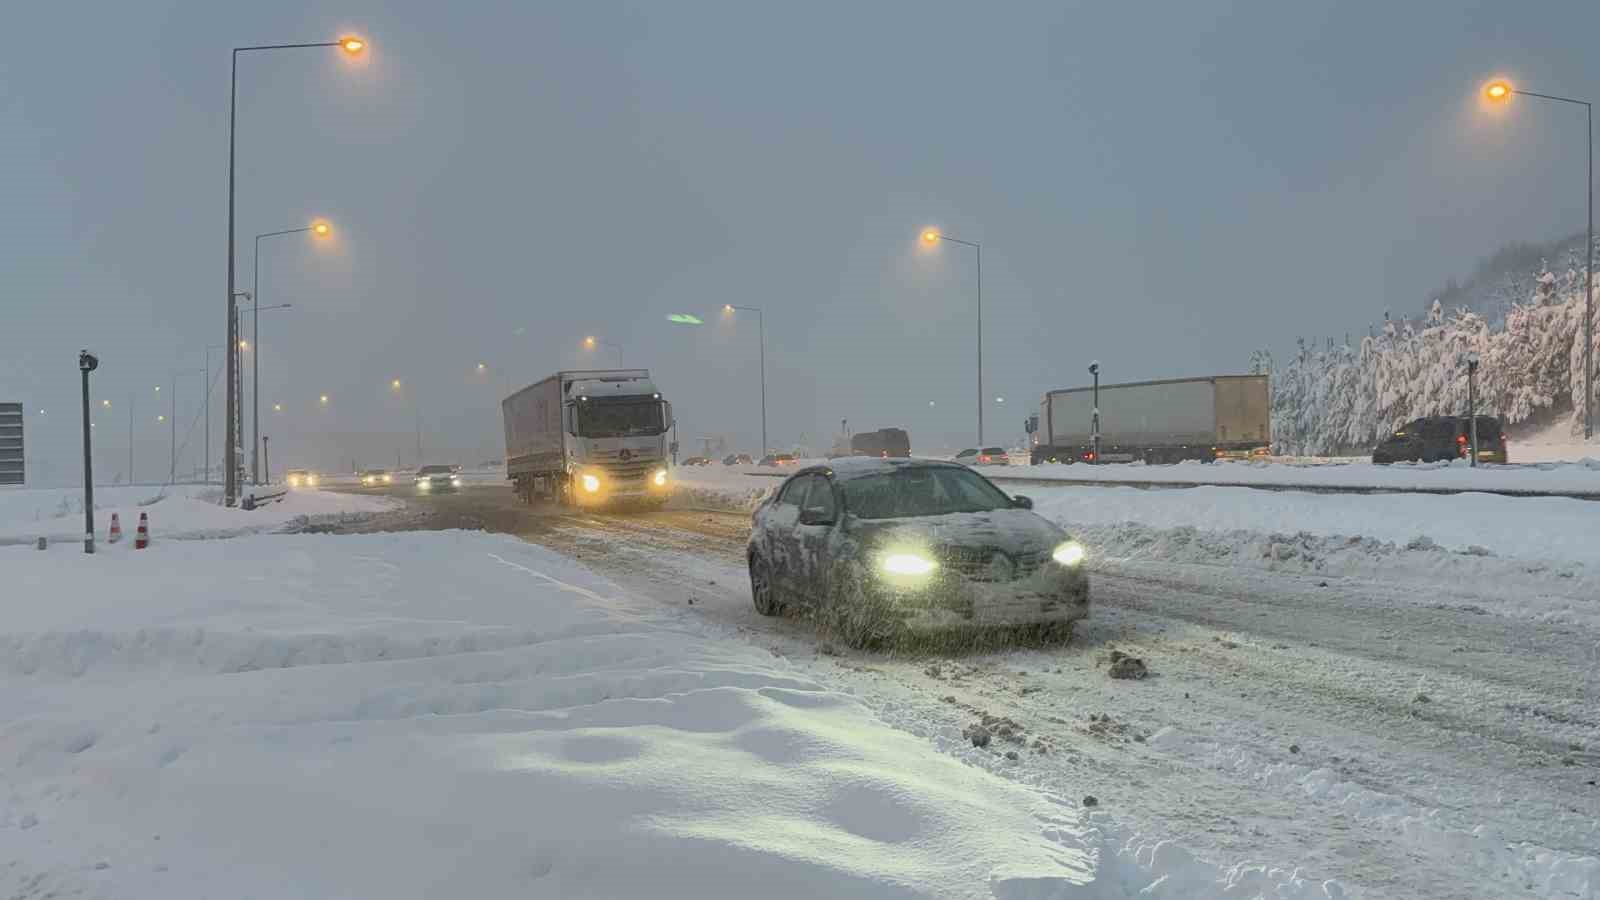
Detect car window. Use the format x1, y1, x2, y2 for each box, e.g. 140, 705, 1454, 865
775, 476, 809, 506
1420, 419, 1453, 439
981, 447, 1005, 455
843, 467, 1014, 519
801, 476, 836, 520
956, 449, 976, 458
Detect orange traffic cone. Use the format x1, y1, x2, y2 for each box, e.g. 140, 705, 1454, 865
134, 513, 149, 549
108, 513, 122, 544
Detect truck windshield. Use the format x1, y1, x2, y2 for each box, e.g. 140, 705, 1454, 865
578, 399, 664, 438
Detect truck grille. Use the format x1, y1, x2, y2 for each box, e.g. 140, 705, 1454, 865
934, 546, 1049, 582
589, 449, 662, 482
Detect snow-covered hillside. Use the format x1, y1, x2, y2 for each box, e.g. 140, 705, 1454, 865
1270, 258, 1599, 455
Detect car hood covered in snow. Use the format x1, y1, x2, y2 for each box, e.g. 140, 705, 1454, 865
846, 508, 1068, 554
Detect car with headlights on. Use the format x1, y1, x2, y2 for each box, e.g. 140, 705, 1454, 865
285, 469, 319, 488
359, 468, 392, 487
413, 464, 462, 492
747, 458, 1088, 646
681, 456, 713, 467
723, 453, 754, 466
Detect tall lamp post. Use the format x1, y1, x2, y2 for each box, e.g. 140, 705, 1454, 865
920, 228, 984, 444
225, 35, 366, 507
1484, 80, 1592, 439
252, 221, 330, 482
721, 305, 767, 455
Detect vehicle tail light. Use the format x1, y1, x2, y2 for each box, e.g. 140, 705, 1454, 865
1500, 433, 1507, 443
1456, 435, 1467, 444
978, 455, 990, 463
1084, 451, 1096, 461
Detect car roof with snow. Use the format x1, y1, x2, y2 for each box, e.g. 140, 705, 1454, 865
802, 456, 966, 481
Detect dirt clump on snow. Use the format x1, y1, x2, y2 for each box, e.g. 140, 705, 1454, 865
1107, 649, 1149, 680
1081, 712, 1147, 745
963, 724, 992, 748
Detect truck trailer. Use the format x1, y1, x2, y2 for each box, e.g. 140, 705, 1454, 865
503, 369, 675, 506
1027, 374, 1269, 465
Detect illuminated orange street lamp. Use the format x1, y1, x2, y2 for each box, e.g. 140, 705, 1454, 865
583, 336, 622, 367
225, 35, 370, 506
1479, 77, 1593, 437
919, 226, 986, 443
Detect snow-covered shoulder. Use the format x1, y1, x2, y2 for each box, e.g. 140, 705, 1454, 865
0, 532, 1101, 899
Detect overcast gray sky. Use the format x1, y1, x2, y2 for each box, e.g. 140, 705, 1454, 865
4, 0, 1599, 482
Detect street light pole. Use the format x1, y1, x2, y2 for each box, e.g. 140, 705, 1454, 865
252, 224, 327, 483
226, 37, 365, 507
723, 305, 767, 454
1485, 82, 1593, 439
921, 230, 984, 444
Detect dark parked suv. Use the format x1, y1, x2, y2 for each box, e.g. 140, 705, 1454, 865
1372, 416, 1507, 464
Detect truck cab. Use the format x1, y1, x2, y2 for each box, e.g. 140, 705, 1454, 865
563, 376, 674, 503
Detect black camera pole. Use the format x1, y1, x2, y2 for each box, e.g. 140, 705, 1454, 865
79, 350, 99, 554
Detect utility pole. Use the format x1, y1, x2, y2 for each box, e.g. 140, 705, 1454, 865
1466, 353, 1481, 467
262, 435, 271, 484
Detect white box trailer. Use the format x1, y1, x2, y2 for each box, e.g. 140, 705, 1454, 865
503, 369, 675, 505
1028, 374, 1269, 464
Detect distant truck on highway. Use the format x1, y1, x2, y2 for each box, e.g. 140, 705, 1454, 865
1027, 374, 1270, 465
503, 369, 675, 506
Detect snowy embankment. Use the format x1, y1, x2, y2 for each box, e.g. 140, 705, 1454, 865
672, 464, 1600, 600
1, 532, 1106, 899
992, 457, 1600, 496
0, 485, 398, 544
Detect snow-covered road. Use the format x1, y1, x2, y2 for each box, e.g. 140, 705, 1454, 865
350, 483, 1600, 898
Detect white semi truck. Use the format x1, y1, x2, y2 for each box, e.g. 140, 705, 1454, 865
1027, 374, 1270, 465
503, 369, 675, 506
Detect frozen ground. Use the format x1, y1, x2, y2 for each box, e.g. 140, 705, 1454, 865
2, 531, 1111, 899
992, 458, 1600, 496
0, 484, 398, 545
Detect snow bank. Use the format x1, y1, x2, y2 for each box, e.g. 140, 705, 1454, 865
0, 532, 1103, 899
0, 485, 398, 544
994, 458, 1600, 496
672, 465, 781, 511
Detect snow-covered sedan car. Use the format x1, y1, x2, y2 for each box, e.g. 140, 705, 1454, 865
747, 458, 1088, 646
413, 464, 462, 492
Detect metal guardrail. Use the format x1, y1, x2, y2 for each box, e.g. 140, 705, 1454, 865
732, 466, 1600, 501
240, 485, 289, 510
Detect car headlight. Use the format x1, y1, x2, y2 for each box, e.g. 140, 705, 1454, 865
652, 468, 668, 487
581, 473, 601, 493
880, 553, 938, 576
417, 478, 431, 490
1052, 541, 1085, 567
451, 477, 462, 486
383, 475, 391, 483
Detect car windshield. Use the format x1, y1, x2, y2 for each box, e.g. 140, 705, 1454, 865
842, 467, 1014, 519
981, 447, 1005, 455
578, 399, 664, 437
418, 465, 453, 475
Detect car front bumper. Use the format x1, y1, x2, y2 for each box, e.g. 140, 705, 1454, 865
870, 565, 1089, 630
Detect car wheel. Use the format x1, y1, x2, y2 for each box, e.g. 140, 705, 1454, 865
749, 553, 782, 616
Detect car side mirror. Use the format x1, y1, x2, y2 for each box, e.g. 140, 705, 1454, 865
1011, 495, 1034, 510
799, 508, 834, 526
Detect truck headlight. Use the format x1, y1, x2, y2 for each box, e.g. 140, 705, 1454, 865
652, 468, 668, 487
451, 476, 462, 486
1052, 541, 1085, 567
581, 473, 601, 493
879, 553, 938, 577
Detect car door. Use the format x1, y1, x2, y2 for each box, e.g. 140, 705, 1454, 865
794, 474, 840, 599
762, 475, 809, 597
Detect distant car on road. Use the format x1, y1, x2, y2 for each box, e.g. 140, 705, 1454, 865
954, 447, 1011, 466
1372, 416, 1507, 464
286, 469, 319, 488
681, 456, 713, 467
759, 453, 799, 467
413, 464, 462, 492
360, 468, 392, 486
723, 453, 754, 466
746, 458, 1088, 647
